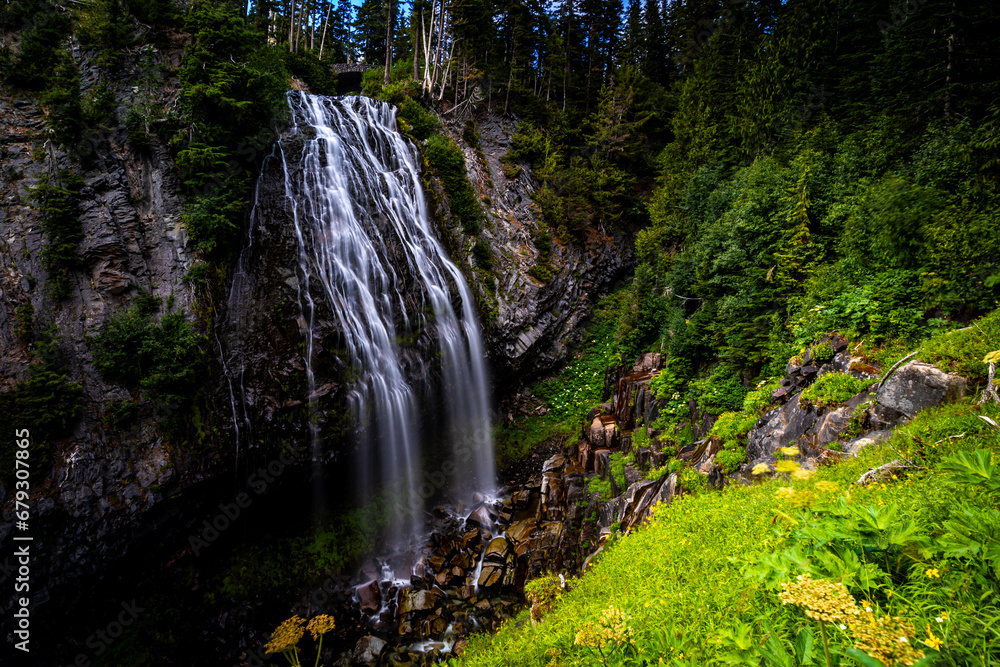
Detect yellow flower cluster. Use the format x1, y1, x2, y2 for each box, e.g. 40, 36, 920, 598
778, 574, 861, 624
307, 614, 335, 640
752, 463, 773, 475
264, 616, 305, 654
850, 610, 926, 666
574, 605, 635, 651
776, 459, 801, 475
774, 485, 818, 509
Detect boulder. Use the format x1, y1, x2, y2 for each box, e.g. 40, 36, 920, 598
465, 505, 494, 531
398, 589, 437, 615
353, 636, 386, 665
357, 579, 382, 614
877, 361, 967, 419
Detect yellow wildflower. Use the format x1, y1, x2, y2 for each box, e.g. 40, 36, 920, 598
792, 468, 815, 481
815, 481, 839, 493
779, 574, 861, 625
925, 568, 940, 579
776, 459, 801, 474
780, 446, 801, 457
923, 625, 943, 650
850, 610, 925, 666
264, 616, 305, 654
306, 614, 335, 640
752, 463, 772, 475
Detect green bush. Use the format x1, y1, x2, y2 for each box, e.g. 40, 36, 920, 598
2, 0, 71, 91
0, 332, 82, 483
28, 170, 84, 300
506, 121, 547, 165
799, 372, 876, 409
424, 133, 483, 234
282, 50, 337, 95
91, 302, 206, 434
690, 370, 748, 414
715, 448, 746, 473
397, 97, 440, 140
919, 308, 1000, 384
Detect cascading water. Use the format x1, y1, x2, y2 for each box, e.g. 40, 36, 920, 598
276, 91, 495, 541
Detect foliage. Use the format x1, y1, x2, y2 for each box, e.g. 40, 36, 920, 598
28, 170, 84, 300
0, 330, 82, 483
799, 373, 877, 410
525, 573, 566, 622
460, 395, 1000, 667
91, 301, 206, 436
919, 309, 1000, 384
424, 133, 484, 235
282, 50, 337, 95
397, 96, 440, 140
1, 0, 71, 91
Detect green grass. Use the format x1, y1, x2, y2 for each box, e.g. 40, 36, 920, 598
457, 397, 1000, 667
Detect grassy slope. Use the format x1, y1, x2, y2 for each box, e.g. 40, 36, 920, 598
459, 318, 1000, 667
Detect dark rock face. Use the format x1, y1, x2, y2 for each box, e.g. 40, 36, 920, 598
0, 45, 209, 628
437, 113, 634, 387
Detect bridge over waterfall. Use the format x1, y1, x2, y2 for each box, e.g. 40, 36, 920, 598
333, 63, 376, 93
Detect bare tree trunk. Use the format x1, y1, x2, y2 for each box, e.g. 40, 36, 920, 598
288, 0, 296, 51
431, 1, 446, 92
384, 0, 394, 85
437, 35, 456, 100
422, 0, 436, 91
563, 0, 572, 113
318, 1, 332, 60
504, 56, 514, 114
945, 0, 955, 118
310, 0, 317, 50
412, 4, 420, 81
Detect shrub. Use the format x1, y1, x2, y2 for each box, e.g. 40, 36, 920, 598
28, 170, 84, 300
397, 97, 440, 140
0, 331, 82, 483
424, 133, 483, 234
919, 308, 1000, 384
716, 448, 746, 474
91, 303, 206, 434
525, 573, 565, 622
799, 372, 876, 409
282, 50, 337, 95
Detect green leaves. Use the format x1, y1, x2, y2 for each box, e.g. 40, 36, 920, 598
941, 449, 997, 489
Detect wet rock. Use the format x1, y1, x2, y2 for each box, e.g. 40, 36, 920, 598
399, 589, 438, 615
465, 506, 494, 531
357, 579, 382, 614
505, 518, 537, 546
353, 635, 386, 665
477, 562, 504, 589
877, 361, 967, 419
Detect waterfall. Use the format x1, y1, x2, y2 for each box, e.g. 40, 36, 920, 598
278, 91, 494, 541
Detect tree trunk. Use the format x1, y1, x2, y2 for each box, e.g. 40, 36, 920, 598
384, 0, 394, 85
288, 0, 296, 51
318, 1, 332, 60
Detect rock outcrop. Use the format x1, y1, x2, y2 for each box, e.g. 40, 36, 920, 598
437, 113, 634, 385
